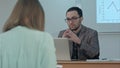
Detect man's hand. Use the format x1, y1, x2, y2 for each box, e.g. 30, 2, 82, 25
62, 29, 81, 44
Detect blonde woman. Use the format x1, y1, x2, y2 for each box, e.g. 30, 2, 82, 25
0, 0, 56, 68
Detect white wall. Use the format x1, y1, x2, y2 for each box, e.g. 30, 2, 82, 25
99, 33, 120, 59
0, 0, 120, 59
0, 0, 17, 32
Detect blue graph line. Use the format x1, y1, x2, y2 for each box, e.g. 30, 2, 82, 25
107, 1, 120, 12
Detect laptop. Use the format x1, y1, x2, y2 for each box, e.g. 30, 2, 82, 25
54, 38, 71, 60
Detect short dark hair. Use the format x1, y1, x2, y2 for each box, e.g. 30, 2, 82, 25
66, 7, 83, 17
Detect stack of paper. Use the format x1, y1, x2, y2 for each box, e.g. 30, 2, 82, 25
56, 64, 63, 68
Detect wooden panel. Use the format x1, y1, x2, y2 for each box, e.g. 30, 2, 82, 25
57, 60, 120, 68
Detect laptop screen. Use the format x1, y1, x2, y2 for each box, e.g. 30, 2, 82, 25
54, 38, 71, 60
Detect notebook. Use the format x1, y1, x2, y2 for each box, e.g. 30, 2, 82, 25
54, 38, 71, 60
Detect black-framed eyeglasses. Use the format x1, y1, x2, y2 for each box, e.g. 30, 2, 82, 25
65, 17, 80, 22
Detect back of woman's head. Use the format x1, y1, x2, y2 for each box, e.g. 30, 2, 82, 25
3, 0, 45, 32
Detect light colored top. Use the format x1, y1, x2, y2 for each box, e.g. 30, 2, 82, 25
0, 26, 56, 68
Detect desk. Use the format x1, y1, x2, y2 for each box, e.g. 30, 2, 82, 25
57, 60, 120, 68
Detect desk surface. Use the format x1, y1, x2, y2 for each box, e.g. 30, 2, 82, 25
57, 60, 120, 68
58, 60, 120, 63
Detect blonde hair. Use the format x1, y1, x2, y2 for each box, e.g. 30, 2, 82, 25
3, 0, 45, 32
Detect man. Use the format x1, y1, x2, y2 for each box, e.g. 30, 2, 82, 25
58, 7, 99, 60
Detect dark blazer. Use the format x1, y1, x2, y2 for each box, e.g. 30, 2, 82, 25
58, 25, 100, 60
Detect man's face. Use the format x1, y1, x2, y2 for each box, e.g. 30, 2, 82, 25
66, 11, 83, 31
